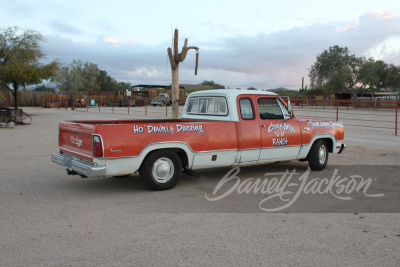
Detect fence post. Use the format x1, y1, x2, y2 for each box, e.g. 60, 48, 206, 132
395, 102, 398, 136
87, 98, 88, 112
128, 102, 130, 115
166, 100, 168, 117
145, 99, 147, 116
336, 101, 339, 121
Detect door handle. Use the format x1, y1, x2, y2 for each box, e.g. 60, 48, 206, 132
261, 125, 266, 128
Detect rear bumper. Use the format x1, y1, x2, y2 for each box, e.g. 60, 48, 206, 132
52, 152, 106, 178
338, 144, 346, 154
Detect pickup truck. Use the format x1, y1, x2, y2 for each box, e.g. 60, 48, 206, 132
52, 90, 345, 190
150, 93, 172, 106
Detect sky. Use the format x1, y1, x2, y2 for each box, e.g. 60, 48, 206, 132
2, 0, 400, 90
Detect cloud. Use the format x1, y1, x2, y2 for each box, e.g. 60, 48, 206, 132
49, 20, 83, 35
104, 37, 118, 43
41, 12, 400, 89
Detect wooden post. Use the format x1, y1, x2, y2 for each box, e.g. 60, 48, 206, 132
172, 64, 179, 119
336, 101, 339, 121
395, 102, 398, 136
168, 29, 199, 119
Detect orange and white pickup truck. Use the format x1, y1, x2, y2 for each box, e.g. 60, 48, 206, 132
52, 90, 345, 190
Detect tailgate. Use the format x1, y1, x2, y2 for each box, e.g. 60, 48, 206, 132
59, 121, 96, 162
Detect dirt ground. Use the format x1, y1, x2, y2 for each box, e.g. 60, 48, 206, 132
0, 107, 399, 266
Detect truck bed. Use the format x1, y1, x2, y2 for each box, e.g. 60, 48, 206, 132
59, 118, 238, 162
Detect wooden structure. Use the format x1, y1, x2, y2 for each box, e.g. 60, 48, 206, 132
167, 29, 199, 119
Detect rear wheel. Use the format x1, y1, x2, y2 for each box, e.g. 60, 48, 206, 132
140, 150, 182, 190
308, 139, 329, 171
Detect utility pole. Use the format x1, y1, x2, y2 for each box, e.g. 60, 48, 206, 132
167, 29, 199, 119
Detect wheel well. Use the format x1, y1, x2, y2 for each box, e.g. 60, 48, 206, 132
139, 148, 189, 171
319, 138, 333, 153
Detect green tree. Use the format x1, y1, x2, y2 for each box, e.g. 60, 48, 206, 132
308, 45, 361, 98
53, 59, 100, 93
0, 26, 59, 109
97, 70, 118, 91
387, 64, 400, 91
34, 84, 54, 92
201, 80, 225, 89
116, 81, 131, 91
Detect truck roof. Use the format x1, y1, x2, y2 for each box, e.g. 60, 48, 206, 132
182, 89, 279, 122
188, 89, 277, 97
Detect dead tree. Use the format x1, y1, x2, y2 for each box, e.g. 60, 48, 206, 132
167, 29, 199, 119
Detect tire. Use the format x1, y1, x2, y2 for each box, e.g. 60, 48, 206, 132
160, 101, 165, 107
308, 139, 329, 171
152, 104, 157, 107
139, 150, 182, 191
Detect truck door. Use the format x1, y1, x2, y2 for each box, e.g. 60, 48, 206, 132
236, 96, 261, 163
257, 97, 301, 162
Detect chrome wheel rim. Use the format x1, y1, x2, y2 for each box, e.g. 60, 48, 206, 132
152, 157, 174, 183
319, 145, 326, 164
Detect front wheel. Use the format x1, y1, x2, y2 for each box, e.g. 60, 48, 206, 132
139, 150, 182, 190
160, 101, 165, 107
308, 139, 329, 171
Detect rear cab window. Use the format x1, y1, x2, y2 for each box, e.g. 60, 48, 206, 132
187, 97, 228, 116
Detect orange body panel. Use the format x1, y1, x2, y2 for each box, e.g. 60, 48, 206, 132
59, 120, 238, 160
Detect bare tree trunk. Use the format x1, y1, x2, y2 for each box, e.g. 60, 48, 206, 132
167, 29, 199, 119
14, 91, 18, 110
6, 83, 18, 109
172, 65, 179, 119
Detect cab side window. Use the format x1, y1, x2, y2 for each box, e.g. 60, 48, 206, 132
258, 98, 284, 120
239, 98, 254, 120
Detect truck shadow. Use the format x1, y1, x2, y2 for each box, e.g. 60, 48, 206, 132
62, 162, 312, 195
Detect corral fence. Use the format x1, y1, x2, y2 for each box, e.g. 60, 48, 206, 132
290, 98, 399, 136
43, 95, 187, 119
2, 91, 398, 136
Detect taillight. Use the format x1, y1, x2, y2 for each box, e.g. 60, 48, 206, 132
93, 135, 103, 158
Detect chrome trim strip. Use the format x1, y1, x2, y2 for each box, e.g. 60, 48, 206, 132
59, 147, 93, 158
260, 145, 301, 150
237, 148, 260, 151
52, 153, 65, 166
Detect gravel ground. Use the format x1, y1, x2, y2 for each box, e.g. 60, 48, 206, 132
0, 107, 399, 266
